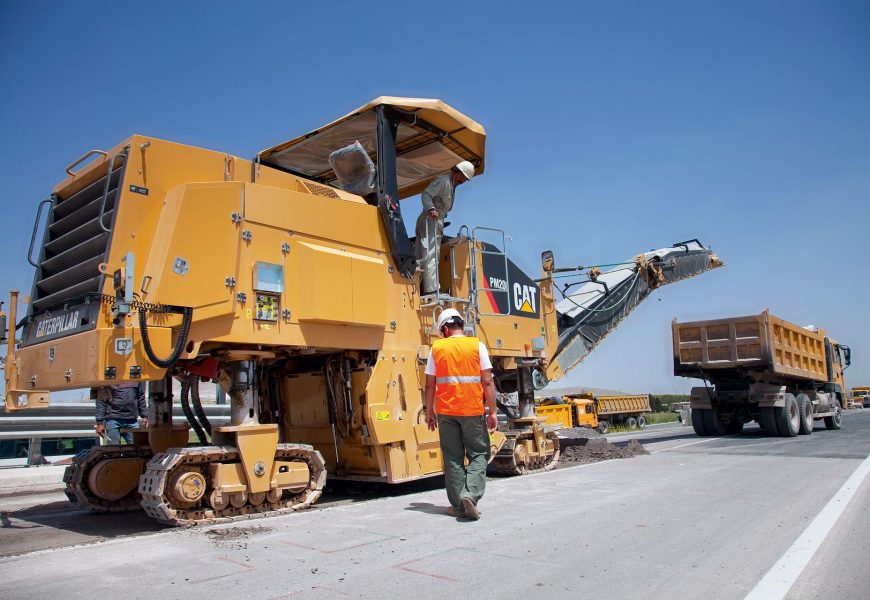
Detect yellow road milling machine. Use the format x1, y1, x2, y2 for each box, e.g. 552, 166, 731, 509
3, 97, 723, 525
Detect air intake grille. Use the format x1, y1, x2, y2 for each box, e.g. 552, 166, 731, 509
30, 163, 125, 313
302, 180, 340, 199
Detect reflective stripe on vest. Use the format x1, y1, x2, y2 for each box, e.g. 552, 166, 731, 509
435, 375, 482, 384
432, 335, 484, 417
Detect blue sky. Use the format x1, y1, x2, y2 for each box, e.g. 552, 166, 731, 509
1, 1, 868, 395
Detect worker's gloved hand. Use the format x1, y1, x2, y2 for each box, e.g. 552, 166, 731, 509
426, 410, 438, 431
95, 423, 105, 435
486, 414, 498, 433
428, 208, 439, 220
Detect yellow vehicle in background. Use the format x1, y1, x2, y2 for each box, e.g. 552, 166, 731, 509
850, 387, 870, 408
3, 97, 723, 525
537, 393, 652, 433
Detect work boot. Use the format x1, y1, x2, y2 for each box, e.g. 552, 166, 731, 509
446, 505, 464, 517
461, 497, 480, 520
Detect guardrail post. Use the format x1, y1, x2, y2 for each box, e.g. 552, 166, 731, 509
27, 436, 47, 467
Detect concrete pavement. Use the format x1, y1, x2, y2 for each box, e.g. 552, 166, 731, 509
2, 412, 869, 600
0, 421, 686, 498
0, 465, 67, 496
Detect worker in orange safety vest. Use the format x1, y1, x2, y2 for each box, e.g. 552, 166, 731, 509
425, 308, 498, 520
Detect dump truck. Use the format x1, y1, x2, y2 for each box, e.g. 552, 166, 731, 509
2, 97, 723, 525
538, 393, 652, 433
672, 311, 851, 437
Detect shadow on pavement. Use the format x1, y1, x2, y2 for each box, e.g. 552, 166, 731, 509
2, 498, 166, 537
323, 476, 444, 504
404, 501, 450, 516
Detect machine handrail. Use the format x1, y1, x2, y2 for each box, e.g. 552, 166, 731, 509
471, 226, 511, 318
65, 149, 108, 177
27, 198, 54, 268
98, 149, 128, 233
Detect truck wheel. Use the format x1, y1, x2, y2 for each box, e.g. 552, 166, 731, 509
725, 420, 744, 435
824, 401, 842, 430
626, 417, 638, 429
775, 394, 799, 437
692, 408, 710, 436
759, 407, 779, 435
797, 393, 813, 435
598, 421, 609, 434
703, 409, 727, 436
636, 416, 647, 429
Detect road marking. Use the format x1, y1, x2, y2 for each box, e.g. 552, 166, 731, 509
279, 531, 397, 554
744, 452, 870, 600
215, 555, 255, 570
394, 557, 461, 582
650, 438, 719, 453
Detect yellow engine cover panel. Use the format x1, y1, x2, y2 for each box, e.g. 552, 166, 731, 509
295, 242, 353, 324
351, 252, 388, 327
140, 182, 242, 312
294, 242, 386, 327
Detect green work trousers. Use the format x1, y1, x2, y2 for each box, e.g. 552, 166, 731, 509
437, 414, 490, 508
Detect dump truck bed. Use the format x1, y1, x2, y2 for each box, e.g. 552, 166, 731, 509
597, 395, 651, 415
672, 311, 828, 383
535, 404, 574, 429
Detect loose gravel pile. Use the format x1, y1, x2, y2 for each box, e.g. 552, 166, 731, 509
555, 426, 604, 440
203, 525, 273, 549
556, 436, 648, 467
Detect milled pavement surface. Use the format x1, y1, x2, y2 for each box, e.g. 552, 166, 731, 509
1, 413, 869, 600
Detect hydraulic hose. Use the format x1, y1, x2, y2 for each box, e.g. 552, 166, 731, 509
139, 306, 193, 369
190, 378, 212, 435
180, 378, 208, 445
496, 393, 520, 420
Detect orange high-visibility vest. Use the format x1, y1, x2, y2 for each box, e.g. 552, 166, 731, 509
432, 335, 484, 416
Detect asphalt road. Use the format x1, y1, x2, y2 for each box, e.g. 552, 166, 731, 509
1, 411, 869, 600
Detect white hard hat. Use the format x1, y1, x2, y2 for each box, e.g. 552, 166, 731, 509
454, 161, 475, 181
437, 308, 464, 331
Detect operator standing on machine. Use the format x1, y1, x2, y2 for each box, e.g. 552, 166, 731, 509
94, 383, 148, 445
415, 161, 475, 296
425, 309, 498, 520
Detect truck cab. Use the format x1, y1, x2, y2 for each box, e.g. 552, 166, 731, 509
850, 386, 870, 408
828, 339, 851, 394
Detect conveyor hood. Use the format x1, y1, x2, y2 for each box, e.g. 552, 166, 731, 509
550, 240, 723, 377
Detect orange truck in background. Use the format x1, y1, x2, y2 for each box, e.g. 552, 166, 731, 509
536, 393, 652, 434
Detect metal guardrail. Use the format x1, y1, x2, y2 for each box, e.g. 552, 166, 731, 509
0, 403, 231, 467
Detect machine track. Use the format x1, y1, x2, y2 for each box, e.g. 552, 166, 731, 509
489, 430, 561, 475
63, 445, 153, 511
138, 443, 326, 526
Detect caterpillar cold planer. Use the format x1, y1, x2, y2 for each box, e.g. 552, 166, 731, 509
4, 97, 723, 524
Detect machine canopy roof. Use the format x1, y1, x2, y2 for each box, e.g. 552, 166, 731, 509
257, 97, 486, 199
